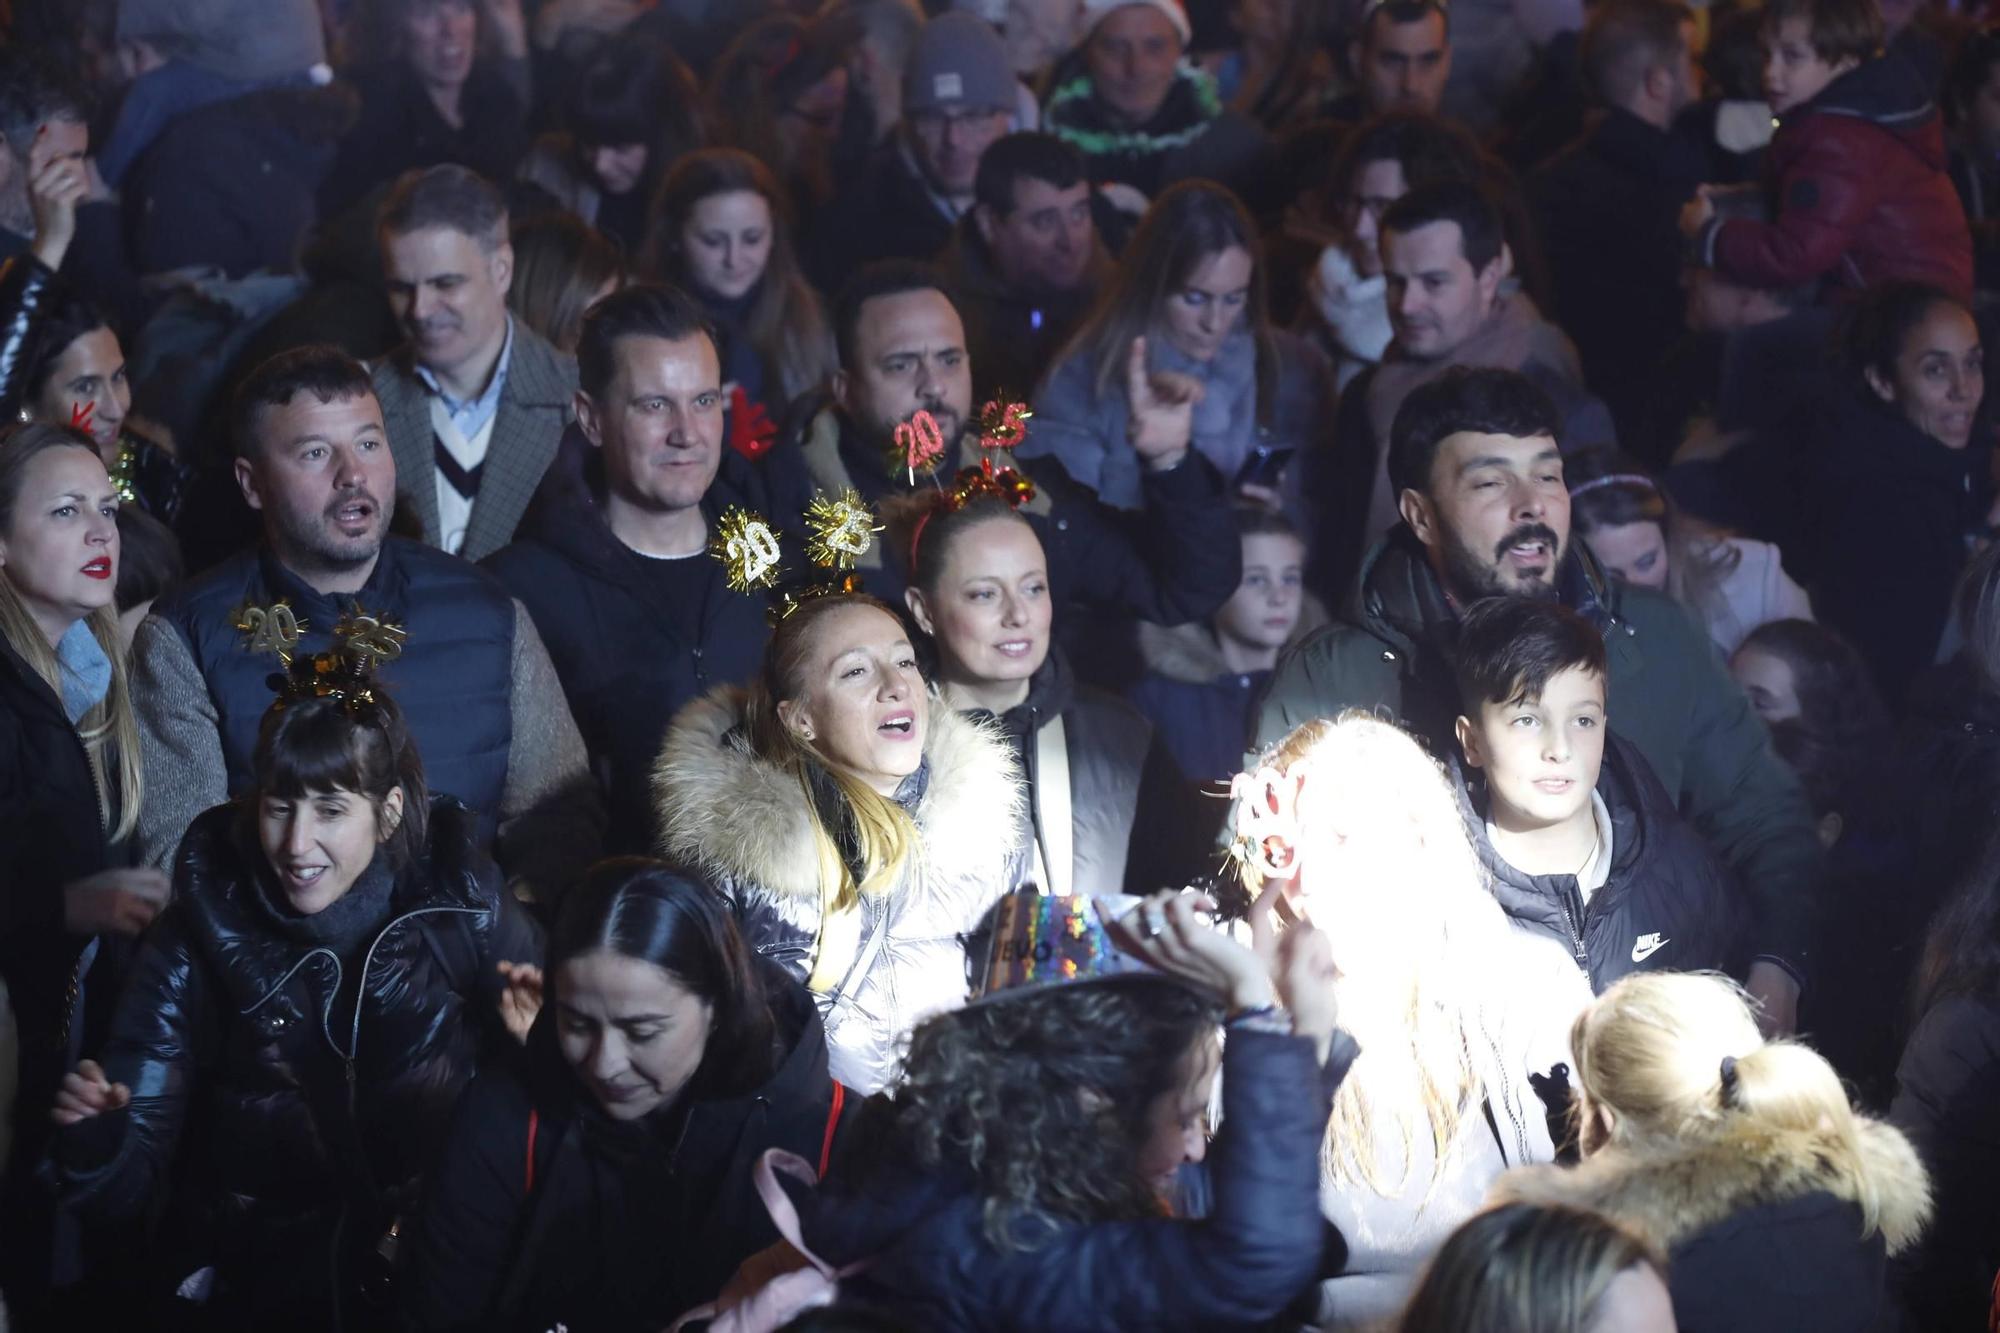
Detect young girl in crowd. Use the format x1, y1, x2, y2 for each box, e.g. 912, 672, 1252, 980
0, 259, 190, 524
407, 859, 848, 1332
1022, 180, 1326, 513
0, 424, 160, 1317
648, 148, 836, 460
1129, 506, 1317, 786
1494, 972, 1932, 1332
792, 888, 1352, 1330
1396, 1203, 1675, 1333
654, 593, 1023, 1093
50, 628, 540, 1328
1566, 449, 1811, 658
1797, 282, 1986, 703
506, 211, 625, 356
886, 482, 1194, 897
1237, 713, 1593, 1328
516, 38, 704, 254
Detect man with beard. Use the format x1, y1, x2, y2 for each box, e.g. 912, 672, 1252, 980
1308, 179, 1613, 603
771, 259, 1240, 636
1254, 366, 1819, 1033
129, 345, 602, 899
372, 165, 577, 561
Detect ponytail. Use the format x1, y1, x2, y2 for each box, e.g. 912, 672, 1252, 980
1576, 972, 1893, 1240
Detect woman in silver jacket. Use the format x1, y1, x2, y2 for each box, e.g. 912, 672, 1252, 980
654, 592, 1024, 1093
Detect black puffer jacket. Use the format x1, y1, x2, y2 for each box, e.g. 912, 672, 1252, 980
404, 959, 851, 1333
1471, 733, 1744, 992
54, 797, 541, 1326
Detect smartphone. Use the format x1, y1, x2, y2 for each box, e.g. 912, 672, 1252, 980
1235, 444, 1296, 492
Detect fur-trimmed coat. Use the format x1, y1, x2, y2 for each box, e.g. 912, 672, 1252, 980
655, 687, 1025, 1094
1493, 1119, 1932, 1331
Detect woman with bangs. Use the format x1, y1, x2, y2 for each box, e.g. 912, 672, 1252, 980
49, 659, 540, 1327
1234, 713, 1594, 1329
517, 37, 705, 255
655, 592, 1025, 1094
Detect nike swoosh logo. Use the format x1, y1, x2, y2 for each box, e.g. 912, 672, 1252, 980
1632, 936, 1670, 963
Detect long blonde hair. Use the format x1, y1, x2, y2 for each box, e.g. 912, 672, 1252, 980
0, 424, 143, 841
1573, 972, 1891, 1238
742, 594, 919, 914
1248, 713, 1519, 1200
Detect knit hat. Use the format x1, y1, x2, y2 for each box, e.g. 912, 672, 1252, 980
903, 12, 1018, 116
1078, 0, 1192, 44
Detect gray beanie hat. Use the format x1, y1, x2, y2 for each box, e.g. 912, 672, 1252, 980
903, 12, 1016, 116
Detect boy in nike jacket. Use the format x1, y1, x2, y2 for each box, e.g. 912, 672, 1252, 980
1452, 598, 1745, 993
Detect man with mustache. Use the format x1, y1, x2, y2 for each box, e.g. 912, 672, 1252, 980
1309, 180, 1614, 606
128, 345, 603, 899
372, 164, 577, 561
1254, 366, 1821, 1035
771, 258, 1241, 629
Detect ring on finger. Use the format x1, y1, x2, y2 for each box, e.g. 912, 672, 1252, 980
1142, 903, 1167, 939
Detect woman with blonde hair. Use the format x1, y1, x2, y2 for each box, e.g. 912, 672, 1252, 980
1493, 971, 1933, 1331
1398, 1202, 1675, 1333
1234, 712, 1593, 1329
0, 423, 163, 1316
654, 592, 1024, 1093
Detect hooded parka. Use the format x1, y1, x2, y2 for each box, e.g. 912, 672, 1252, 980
1494, 1114, 1933, 1332
654, 688, 1024, 1092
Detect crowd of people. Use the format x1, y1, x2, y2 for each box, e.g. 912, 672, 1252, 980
0, 0, 1998, 1328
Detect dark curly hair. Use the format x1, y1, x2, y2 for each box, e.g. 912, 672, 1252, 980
885, 979, 1221, 1250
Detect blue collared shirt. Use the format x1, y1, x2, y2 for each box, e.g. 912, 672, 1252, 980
416, 317, 515, 440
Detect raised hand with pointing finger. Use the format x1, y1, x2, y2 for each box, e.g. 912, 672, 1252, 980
1125, 335, 1202, 473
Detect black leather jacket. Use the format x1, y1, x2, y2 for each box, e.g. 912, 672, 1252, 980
54, 796, 542, 1321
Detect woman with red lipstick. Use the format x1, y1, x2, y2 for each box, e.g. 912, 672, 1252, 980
405, 860, 850, 1333
0, 423, 157, 1317
656, 592, 1025, 1094
886, 487, 1201, 896
49, 654, 539, 1328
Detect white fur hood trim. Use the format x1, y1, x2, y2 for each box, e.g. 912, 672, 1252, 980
653, 686, 1025, 904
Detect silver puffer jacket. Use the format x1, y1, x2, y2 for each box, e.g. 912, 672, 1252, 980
654, 687, 1025, 1093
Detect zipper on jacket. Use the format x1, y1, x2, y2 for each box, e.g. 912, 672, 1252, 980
1559, 881, 1589, 971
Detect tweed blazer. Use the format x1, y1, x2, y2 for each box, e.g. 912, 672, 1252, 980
373, 321, 578, 561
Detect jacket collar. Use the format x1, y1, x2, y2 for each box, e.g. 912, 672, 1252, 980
1471, 734, 1650, 927
1586, 106, 1707, 185
1358, 526, 1619, 651
655, 685, 1023, 905
1792, 48, 1937, 132
255, 536, 411, 623
1493, 1114, 1933, 1258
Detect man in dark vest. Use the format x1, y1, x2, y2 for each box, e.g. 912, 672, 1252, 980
130, 345, 602, 900
372, 164, 577, 561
